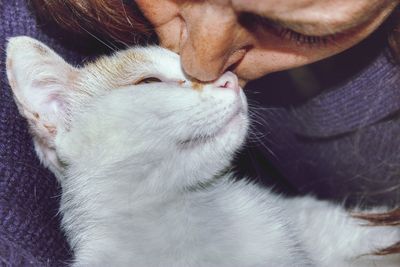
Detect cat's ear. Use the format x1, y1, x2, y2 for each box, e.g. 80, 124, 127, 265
6, 36, 78, 176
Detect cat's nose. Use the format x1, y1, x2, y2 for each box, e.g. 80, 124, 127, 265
213, 71, 240, 93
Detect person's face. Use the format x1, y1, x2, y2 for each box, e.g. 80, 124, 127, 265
136, 0, 398, 83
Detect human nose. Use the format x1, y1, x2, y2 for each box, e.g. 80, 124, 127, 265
179, 11, 246, 82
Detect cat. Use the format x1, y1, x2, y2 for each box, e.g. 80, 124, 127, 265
5, 36, 400, 267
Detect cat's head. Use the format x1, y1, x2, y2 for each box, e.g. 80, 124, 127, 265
6, 36, 248, 189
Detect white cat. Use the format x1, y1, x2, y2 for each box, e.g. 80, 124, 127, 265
6, 36, 400, 267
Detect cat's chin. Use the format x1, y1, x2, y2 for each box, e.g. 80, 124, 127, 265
177, 106, 247, 150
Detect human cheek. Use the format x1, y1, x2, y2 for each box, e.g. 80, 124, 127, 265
236, 43, 352, 81
154, 18, 184, 53
235, 50, 301, 81
135, 0, 183, 53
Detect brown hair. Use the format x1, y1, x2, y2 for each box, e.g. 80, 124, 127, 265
29, 0, 400, 256
352, 208, 400, 255
387, 6, 400, 62
29, 0, 156, 46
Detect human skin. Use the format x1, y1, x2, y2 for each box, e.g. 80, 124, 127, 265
135, 0, 399, 83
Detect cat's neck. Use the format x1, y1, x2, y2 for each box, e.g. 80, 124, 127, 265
59, 138, 232, 195
62, 159, 220, 201
60, 162, 228, 238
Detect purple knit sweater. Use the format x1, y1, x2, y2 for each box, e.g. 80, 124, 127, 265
0, 1, 88, 265
1, 1, 400, 266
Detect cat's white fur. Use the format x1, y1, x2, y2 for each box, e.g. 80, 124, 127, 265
6, 36, 400, 267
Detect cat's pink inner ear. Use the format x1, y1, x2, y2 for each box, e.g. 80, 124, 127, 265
6, 36, 78, 138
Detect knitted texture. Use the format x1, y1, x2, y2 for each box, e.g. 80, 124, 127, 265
241, 27, 400, 207
0, 1, 84, 265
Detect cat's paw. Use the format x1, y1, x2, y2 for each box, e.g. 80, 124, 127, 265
352, 208, 400, 255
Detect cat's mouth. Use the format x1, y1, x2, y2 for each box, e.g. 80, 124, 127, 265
178, 106, 244, 149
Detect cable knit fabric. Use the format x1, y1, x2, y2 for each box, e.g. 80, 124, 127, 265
0, 1, 87, 265
1, 0, 400, 266
240, 26, 400, 207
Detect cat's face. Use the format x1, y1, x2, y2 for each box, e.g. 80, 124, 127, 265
6, 37, 248, 188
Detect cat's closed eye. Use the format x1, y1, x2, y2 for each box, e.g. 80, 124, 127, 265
136, 77, 162, 84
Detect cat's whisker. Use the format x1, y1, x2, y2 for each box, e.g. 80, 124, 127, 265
77, 24, 118, 52
244, 109, 279, 160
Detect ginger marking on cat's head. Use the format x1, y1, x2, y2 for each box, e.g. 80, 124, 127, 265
191, 81, 204, 91
33, 43, 49, 56
43, 124, 57, 135
6, 36, 249, 190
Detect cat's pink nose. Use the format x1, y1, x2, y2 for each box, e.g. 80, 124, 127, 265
213, 71, 240, 93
